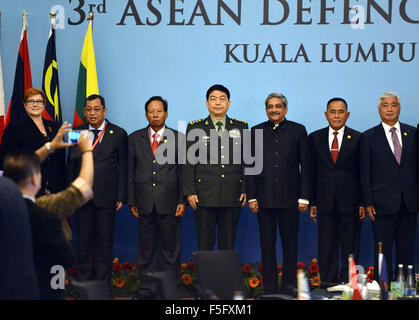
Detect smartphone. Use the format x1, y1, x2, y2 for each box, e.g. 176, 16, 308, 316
68, 130, 84, 144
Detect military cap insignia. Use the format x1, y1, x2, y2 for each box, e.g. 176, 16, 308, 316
229, 128, 241, 138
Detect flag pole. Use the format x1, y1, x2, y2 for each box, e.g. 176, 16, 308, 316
49, 11, 56, 41
22, 10, 28, 29
87, 10, 94, 31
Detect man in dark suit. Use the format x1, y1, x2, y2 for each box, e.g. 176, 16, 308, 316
309, 98, 365, 285
360, 92, 418, 283
3, 152, 74, 299
127, 96, 186, 299
247, 92, 310, 296
67, 94, 128, 289
0, 176, 40, 300
182, 84, 248, 251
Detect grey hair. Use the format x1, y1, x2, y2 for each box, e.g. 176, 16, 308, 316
378, 92, 400, 109
265, 92, 288, 108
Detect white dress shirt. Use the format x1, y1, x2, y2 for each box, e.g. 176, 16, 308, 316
149, 126, 165, 143
381, 121, 402, 153
89, 120, 106, 144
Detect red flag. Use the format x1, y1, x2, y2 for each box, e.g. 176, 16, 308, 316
4, 11, 32, 129
0, 39, 5, 144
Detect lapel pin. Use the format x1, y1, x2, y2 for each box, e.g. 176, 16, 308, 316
164, 139, 167, 143
48, 127, 52, 132
404, 132, 408, 136
347, 135, 351, 139
110, 130, 114, 134
230, 120, 233, 124
205, 120, 208, 125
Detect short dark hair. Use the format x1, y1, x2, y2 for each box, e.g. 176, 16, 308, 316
24, 88, 46, 105
85, 94, 106, 109
144, 96, 168, 113
3, 151, 41, 187
206, 84, 230, 101
326, 97, 348, 111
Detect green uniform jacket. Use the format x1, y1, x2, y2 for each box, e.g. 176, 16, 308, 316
182, 115, 248, 207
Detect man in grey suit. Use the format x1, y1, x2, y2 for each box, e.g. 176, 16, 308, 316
360, 92, 418, 283
127, 96, 186, 299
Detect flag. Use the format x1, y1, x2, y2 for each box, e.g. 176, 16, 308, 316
378, 252, 389, 300
72, 20, 99, 127
5, 11, 32, 127
349, 255, 363, 300
0, 26, 5, 143
42, 15, 62, 124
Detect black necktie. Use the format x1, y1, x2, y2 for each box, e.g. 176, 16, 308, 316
92, 129, 100, 144
216, 121, 223, 136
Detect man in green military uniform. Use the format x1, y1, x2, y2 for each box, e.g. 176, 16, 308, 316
182, 84, 248, 250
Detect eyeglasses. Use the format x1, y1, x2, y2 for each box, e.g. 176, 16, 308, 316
84, 107, 104, 113
26, 99, 44, 105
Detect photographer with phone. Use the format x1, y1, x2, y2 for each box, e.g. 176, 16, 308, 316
2, 122, 94, 299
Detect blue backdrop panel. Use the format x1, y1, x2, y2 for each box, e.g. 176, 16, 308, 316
1, 0, 418, 269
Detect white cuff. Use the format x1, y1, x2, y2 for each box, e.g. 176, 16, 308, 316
298, 199, 309, 205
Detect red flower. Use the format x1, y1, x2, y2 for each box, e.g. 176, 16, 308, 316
297, 262, 306, 269
122, 262, 133, 271
187, 261, 195, 269
308, 263, 319, 275
113, 263, 122, 272
277, 265, 282, 270
242, 264, 251, 273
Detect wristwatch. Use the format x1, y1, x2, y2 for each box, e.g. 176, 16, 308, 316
44, 142, 54, 154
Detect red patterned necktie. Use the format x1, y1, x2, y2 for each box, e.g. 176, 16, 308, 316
152, 133, 159, 156
331, 131, 339, 164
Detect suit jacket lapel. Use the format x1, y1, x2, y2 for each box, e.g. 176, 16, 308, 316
141, 126, 154, 159
93, 121, 110, 159
321, 127, 334, 166
335, 127, 351, 165
203, 116, 215, 136
399, 123, 411, 165
376, 124, 398, 164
